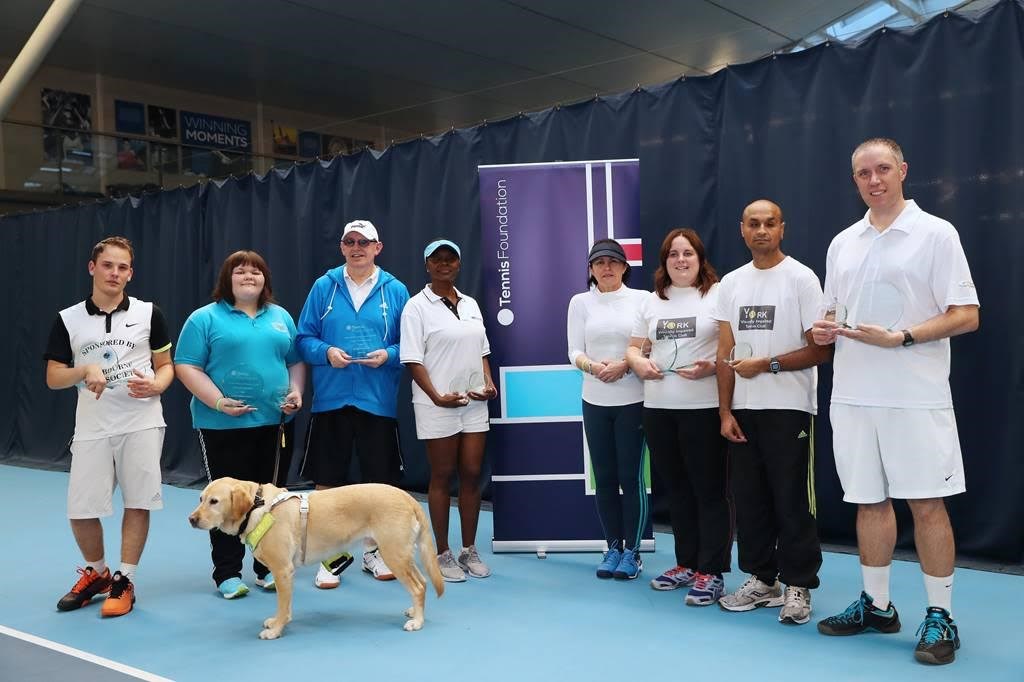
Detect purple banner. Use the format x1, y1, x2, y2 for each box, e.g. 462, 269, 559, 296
478, 160, 652, 552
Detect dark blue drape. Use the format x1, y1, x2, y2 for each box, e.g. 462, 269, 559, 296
2, 1, 1021, 564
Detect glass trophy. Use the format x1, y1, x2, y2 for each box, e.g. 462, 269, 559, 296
79, 345, 127, 388
650, 339, 691, 373
728, 342, 753, 363
342, 322, 381, 360
274, 385, 293, 410
449, 369, 486, 396
221, 364, 264, 405
853, 281, 904, 330
825, 298, 850, 328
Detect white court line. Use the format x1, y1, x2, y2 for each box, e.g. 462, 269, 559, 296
0, 625, 173, 682
491, 474, 586, 481
605, 161, 615, 239
586, 163, 594, 248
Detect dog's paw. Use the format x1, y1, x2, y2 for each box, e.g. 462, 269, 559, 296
259, 627, 283, 640
404, 607, 414, 618
403, 618, 423, 632
263, 616, 278, 629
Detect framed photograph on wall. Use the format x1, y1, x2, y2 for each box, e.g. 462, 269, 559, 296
115, 100, 146, 135
148, 105, 177, 139
41, 88, 93, 165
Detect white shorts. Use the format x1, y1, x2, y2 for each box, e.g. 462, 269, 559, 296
68, 427, 165, 519
413, 401, 490, 440
830, 404, 965, 504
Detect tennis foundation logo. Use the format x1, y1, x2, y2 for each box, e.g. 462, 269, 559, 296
494, 178, 515, 326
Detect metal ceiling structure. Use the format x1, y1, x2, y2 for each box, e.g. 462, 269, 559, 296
0, 0, 1002, 138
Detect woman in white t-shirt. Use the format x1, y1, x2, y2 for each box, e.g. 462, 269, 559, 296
400, 239, 496, 584
567, 239, 648, 580
625, 228, 732, 606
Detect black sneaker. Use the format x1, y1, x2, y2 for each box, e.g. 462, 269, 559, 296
914, 607, 960, 665
57, 566, 112, 612
817, 591, 901, 636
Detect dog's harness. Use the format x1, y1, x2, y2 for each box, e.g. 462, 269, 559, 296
239, 488, 312, 563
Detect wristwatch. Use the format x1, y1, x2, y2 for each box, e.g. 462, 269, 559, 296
901, 329, 915, 347
769, 357, 781, 374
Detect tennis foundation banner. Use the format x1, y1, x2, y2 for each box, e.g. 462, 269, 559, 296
478, 160, 654, 553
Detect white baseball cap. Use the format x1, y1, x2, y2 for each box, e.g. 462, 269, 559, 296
341, 219, 379, 242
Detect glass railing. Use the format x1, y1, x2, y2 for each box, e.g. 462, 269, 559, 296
1, 119, 311, 201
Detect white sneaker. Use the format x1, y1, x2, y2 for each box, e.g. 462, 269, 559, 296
779, 585, 812, 625
362, 548, 395, 581
314, 563, 340, 589
719, 575, 784, 612
457, 545, 491, 578
437, 550, 466, 582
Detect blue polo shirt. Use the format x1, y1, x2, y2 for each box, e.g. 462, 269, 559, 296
175, 300, 300, 430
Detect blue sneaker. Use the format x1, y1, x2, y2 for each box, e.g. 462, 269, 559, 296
817, 591, 900, 635
613, 548, 643, 580
255, 574, 276, 591
685, 573, 725, 606
217, 577, 249, 600
651, 565, 698, 591
596, 548, 623, 579
914, 607, 960, 665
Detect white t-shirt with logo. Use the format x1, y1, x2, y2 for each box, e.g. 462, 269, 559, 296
631, 284, 720, 409
567, 285, 645, 406
400, 285, 491, 406
824, 200, 979, 408
712, 257, 821, 414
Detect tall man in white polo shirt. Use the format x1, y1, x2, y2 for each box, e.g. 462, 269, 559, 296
296, 219, 410, 588
714, 199, 832, 626
45, 236, 175, 618
813, 138, 979, 666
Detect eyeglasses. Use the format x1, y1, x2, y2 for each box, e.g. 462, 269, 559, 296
342, 238, 375, 247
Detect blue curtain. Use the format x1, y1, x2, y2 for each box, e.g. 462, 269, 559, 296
2, 1, 1021, 563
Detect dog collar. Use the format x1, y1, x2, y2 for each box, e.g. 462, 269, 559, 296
236, 485, 265, 537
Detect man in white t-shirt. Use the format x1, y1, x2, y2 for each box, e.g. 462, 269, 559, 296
813, 138, 979, 666
713, 200, 832, 626
44, 236, 175, 618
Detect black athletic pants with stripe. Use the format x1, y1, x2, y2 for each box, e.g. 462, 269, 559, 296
582, 400, 647, 551
643, 407, 733, 575
728, 409, 821, 589
199, 423, 294, 586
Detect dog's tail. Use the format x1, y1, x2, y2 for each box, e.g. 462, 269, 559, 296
414, 503, 445, 597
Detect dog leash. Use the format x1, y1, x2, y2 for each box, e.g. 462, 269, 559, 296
272, 412, 286, 485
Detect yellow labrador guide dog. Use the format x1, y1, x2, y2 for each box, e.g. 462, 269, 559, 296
189, 477, 444, 639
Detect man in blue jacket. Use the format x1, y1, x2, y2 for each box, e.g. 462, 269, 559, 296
297, 219, 410, 588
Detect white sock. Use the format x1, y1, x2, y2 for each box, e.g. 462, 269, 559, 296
861, 564, 891, 610
86, 558, 106, 575
119, 563, 138, 580
923, 572, 953, 615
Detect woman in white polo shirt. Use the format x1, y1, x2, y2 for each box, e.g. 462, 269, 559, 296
567, 239, 648, 580
625, 228, 732, 606
175, 250, 305, 600
400, 239, 496, 583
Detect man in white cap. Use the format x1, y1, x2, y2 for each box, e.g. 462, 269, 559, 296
296, 220, 410, 587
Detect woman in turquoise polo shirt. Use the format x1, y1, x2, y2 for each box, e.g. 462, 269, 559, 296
175, 250, 305, 599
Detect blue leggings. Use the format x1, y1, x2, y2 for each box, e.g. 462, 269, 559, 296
582, 400, 647, 551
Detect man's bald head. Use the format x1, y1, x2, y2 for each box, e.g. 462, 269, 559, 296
742, 199, 783, 224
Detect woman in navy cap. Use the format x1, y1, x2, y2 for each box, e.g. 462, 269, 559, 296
567, 239, 649, 579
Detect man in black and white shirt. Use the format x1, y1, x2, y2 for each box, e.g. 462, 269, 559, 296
44, 236, 174, 618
